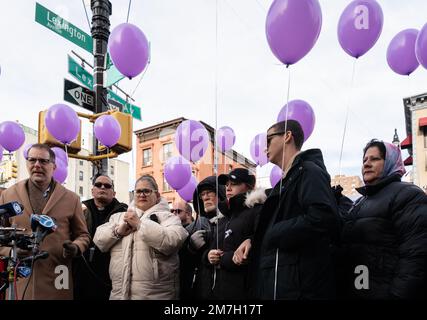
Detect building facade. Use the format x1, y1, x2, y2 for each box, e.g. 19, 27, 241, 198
135, 118, 257, 204
402, 93, 427, 191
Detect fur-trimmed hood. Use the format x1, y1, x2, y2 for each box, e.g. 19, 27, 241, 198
244, 188, 267, 208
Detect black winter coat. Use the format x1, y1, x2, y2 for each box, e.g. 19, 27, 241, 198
73, 198, 128, 300
179, 176, 226, 300
251, 149, 341, 300
198, 189, 265, 300
339, 174, 427, 299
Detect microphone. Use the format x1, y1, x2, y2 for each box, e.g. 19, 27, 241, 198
20, 251, 49, 263
30, 214, 57, 251
0, 202, 24, 218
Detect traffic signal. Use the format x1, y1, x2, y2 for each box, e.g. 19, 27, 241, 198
38, 111, 82, 154
11, 162, 18, 179
98, 111, 132, 154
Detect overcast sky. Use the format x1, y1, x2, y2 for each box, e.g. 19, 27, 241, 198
1, 0, 426, 185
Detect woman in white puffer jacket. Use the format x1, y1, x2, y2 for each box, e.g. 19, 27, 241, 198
94, 175, 188, 300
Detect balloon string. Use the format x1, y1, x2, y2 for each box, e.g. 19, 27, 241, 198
279, 66, 291, 198
337, 58, 357, 186
64, 144, 68, 165
214, 0, 221, 252
107, 147, 110, 178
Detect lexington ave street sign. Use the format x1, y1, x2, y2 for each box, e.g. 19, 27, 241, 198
64, 79, 94, 112
68, 55, 93, 89
35, 3, 124, 84
35, 2, 92, 54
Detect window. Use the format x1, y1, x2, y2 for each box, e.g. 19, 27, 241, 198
163, 173, 171, 192
79, 171, 83, 181
424, 127, 427, 148
163, 143, 173, 162
143, 148, 152, 166
110, 165, 114, 175
79, 186, 83, 196
79, 160, 84, 166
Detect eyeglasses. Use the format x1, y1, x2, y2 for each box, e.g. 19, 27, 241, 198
135, 188, 156, 196
199, 190, 216, 199
94, 182, 113, 189
170, 209, 183, 214
26, 157, 52, 165
266, 131, 286, 147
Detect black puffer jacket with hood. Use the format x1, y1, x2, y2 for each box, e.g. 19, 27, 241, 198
251, 149, 341, 300
179, 176, 226, 300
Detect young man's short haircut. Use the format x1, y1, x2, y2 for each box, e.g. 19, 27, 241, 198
268, 120, 304, 150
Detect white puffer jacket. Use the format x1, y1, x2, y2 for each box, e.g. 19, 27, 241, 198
93, 198, 188, 300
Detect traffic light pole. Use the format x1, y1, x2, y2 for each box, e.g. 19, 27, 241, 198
90, 0, 112, 177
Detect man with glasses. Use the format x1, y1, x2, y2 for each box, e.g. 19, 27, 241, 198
235, 120, 341, 300
176, 176, 226, 300
171, 200, 193, 227
73, 175, 128, 300
0, 143, 90, 299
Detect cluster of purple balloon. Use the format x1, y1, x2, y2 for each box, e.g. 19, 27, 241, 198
0, 121, 25, 156
163, 120, 210, 201
266, 0, 322, 66
94, 115, 121, 148
387, 23, 427, 76
108, 23, 150, 79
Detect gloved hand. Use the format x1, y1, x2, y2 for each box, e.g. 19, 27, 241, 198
62, 240, 79, 259
189, 230, 206, 250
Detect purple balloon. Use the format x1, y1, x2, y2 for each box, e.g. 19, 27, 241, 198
45, 104, 80, 144
53, 159, 68, 184
416, 23, 427, 69
164, 156, 192, 190
338, 0, 384, 59
22, 143, 33, 159
175, 120, 209, 162
108, 23, 150, 79
387, 29, 420, 76
216, 126, 236, 152
177, 175, 198, 202
0, 121, 25, 152
250, 133, 268, 167
270, 165, 283, 187
94, 115, 121, 148
266, 0, 322, 66
277, 99, 315, 141
51, 147, 68, 165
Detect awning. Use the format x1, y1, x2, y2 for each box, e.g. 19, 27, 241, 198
400, 135, 412, 149
419, 117, 427, 128
403, 156, 413, 166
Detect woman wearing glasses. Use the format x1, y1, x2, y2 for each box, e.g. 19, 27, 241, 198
94, 175, 188, 300
338, 140, 427, 299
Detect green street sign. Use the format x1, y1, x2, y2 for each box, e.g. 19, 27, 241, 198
107, 90, 142, 121
35, 3, 93, 54
68, 56, 93, 89
106, 65, 125, 87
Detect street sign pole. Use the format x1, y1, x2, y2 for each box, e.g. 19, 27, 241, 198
91, 0, 112, 177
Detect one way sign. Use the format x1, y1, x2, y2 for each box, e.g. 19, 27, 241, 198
64, 79, 94, 112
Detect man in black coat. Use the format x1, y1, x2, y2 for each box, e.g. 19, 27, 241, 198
235, 120, 340, 300
179, 176, 226, 300
72, 175, 128, 300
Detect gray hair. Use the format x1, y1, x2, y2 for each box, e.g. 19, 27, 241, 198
135, 174, 159, 191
